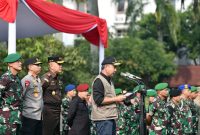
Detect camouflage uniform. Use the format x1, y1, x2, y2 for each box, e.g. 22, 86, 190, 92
88, 106, 96, 135
117, 97, 140, 135
0, 71, 22, 135
166, 100, 182, 135
189, 99, 198, 134
62, 96, 71, 135
179, 99, 193, 134
148, 96, 169, 135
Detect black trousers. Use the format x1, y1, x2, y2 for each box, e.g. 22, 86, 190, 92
43, 105, 61, 135
20, 116, 42, 135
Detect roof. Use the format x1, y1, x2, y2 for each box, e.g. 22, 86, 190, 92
169, 66, 200, 87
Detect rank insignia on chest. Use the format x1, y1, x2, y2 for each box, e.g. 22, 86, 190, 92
52, 90, 56, 95
33, 88, 39, 98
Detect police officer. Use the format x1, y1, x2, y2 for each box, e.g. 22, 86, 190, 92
21, 57, 43, 135
41, 56, 64, 135
0, 53, 23, 135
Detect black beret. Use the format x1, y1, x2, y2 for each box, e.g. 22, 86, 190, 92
48, 56, 64, 64
169, 89, 182, 97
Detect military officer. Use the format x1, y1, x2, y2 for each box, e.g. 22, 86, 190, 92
189, 86, 199, 134
41, 56, 64, 135
0, 53, 23, 135
21, 57, 43, 135
147, 83, 170, 135
167, 89, 182, 135
62, 84, 76, 135
178, 84, 193, 134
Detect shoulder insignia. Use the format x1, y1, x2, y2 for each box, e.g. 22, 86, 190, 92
25, 80, 30, 88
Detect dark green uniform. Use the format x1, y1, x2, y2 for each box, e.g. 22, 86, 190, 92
0, 70, 22, 135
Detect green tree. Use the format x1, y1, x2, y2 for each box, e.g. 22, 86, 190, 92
16, 35, 90, 85
107, 37, 176, 89
177, 6, 200, 65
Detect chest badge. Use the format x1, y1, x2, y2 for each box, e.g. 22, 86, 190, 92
52, 90, 56, 95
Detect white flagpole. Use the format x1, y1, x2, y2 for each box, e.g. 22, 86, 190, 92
8, 21, 16, 54
99, 40, 104, 73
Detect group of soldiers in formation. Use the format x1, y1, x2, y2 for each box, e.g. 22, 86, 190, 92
1, 53, 200, 135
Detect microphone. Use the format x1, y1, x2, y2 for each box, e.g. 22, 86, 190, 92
125, 72, 142, 80
120, 72, 142, 80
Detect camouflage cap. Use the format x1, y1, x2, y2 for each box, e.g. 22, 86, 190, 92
3, 53, 21, 63
133, 85, 144, 93
155, 83, 168, 91
190, 86, 197, 92
115, 88, 122, 95
146, 89, 157, 97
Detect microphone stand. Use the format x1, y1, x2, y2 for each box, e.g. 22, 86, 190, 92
122, 76, 147, 135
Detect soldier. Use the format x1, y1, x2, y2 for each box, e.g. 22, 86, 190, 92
147, 83, 170, 135
20, 57, 43, 135
41, 56, 64, 135
167, 89, 182, 135
194, 90, 200, 135
189, 86, 199, 134
62, 84, 76, 135
178, 84, 193, 134
0, 53, 23, 135
146, 89, 157, 127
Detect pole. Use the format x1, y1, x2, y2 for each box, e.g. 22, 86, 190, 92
99, 40, 104, 73
8, 21, 16, 54
139, 83, 147, 135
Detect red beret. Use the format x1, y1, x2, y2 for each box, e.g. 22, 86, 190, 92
76, 84, 89, 92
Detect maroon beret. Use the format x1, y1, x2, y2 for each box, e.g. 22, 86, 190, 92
76, 84, 89, 92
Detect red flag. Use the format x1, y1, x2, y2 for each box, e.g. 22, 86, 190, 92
0, 0, 18, 23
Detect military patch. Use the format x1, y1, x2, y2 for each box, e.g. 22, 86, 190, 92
25, 80, 30, 88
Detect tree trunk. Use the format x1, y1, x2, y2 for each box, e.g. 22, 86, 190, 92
157, 24, 163, 42
88, 0, 99, 74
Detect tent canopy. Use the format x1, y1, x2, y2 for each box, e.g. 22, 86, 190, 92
0, 0, 108, 48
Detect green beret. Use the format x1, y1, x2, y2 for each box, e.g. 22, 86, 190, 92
88, 88, 92, 95
155, 83, 168, 91
115, 88, 122, 95
3, 53, 21, 63
146, 89, 157, 97
190, 86, 197, 92
133, 85, 144, 93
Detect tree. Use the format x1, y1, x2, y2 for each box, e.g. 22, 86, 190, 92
107, 37, 176, 89
177, 6, 200, 65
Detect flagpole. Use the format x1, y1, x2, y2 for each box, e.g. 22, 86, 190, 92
8, 21, 16, 54
99, 40, 104, 73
